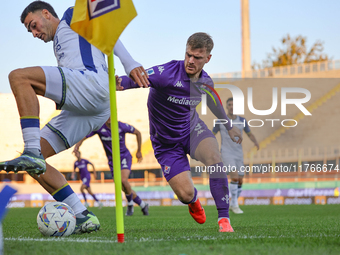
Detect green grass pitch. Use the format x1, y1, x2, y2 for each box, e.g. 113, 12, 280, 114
2, 204, 340, 255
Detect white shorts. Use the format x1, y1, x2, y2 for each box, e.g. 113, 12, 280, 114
222, 156, 245, 176
40, 66, 110, 153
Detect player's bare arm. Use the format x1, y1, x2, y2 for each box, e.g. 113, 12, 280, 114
73, 137, 87, 153
133, 128, 143, 163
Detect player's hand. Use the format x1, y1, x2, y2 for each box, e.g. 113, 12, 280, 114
73, 147, 79, 154
228, 127, 242, 144
115, 75, 124, 91
255, 142, 260, 150
136, 151, 143, 163
129, 66, 149, 88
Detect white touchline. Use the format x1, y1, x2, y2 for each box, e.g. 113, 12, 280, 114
4, 234, 340, 243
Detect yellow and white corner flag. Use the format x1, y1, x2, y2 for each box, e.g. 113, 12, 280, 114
70, 0, 137, 55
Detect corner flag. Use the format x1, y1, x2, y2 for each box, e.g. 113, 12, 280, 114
71, 0, 138, 243
70, 0, 137, 55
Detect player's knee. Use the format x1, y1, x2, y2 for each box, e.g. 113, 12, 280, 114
121, 179, 130, 190
8, 69, 25, 89
176, 189, 195, 204
231, 178, 239, 183
206, 153, 222, 165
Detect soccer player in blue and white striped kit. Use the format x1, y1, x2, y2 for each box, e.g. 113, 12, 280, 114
118, 33, 243, 232
213, 97, 259, 214
0, 1, 149, 234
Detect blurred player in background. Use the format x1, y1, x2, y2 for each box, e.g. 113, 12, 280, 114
74, 119, 149, 216
72, 151, 103, 209
213, 97, 259, 214
118, 32, 242, 232
0, 1, 149, 234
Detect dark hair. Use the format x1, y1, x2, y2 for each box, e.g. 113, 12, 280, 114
186, 32, 214, 54
227, 97, 233, 104
21, 1, 58, 23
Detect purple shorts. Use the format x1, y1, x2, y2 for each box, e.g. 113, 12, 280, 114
152, 119, 215, 181
81, 175, 91, 188
109, 152, 132, 178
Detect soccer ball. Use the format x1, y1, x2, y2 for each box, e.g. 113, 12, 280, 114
37, 202, 76, 237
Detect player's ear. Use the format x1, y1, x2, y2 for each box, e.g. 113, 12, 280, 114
206, 54, 212, 64
41, 9, 50, 19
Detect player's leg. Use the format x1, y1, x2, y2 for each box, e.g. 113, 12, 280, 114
168, 171, 205, 224
81, 184, 90, 208
121, 154, 149, 216
194, 137, 233, 232
0, 67, 47, 173
121, 169, 134, 216
29, 138, 97, 234
237, 175, 244, 199
192, 121, 233, 232
153, 138, 205, 224
229, 170, 243, 213
86, 186, 101, 207
228, 157, 244, 214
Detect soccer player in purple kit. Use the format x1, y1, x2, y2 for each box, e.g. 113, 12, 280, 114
117, 32, 242, 232
74, 119, 149, 216
0, 1, 149, 234
72, 151, 103, 209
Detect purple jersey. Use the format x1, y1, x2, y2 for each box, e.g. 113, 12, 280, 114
74, 159, 92, 180
87, 121, 135, 162
121, 60, 231, 144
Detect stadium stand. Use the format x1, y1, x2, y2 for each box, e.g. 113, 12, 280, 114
1, 59, 339, 191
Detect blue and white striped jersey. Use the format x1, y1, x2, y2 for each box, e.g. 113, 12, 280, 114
53, 7, 140, 75
213, 115, 250, 158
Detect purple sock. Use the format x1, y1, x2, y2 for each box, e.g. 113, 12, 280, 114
82, 192, 87, 202
133, 195, 142, 205
209, 162, 229, 218
92, 194, 98, 202
126, 193, 133, 203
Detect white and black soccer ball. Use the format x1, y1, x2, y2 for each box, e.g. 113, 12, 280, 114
37, 202, 76, 237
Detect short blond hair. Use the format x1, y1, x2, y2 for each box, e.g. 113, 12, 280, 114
186, 32, 214, 54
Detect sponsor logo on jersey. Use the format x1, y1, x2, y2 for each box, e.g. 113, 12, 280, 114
101, 128, 106, 132
194, 123, 206, 136
158, 66, 165, 75
174, 81, 183, 87
146, 68, 155, 75
101, 136, 111, 141
167, 96, 200, 106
